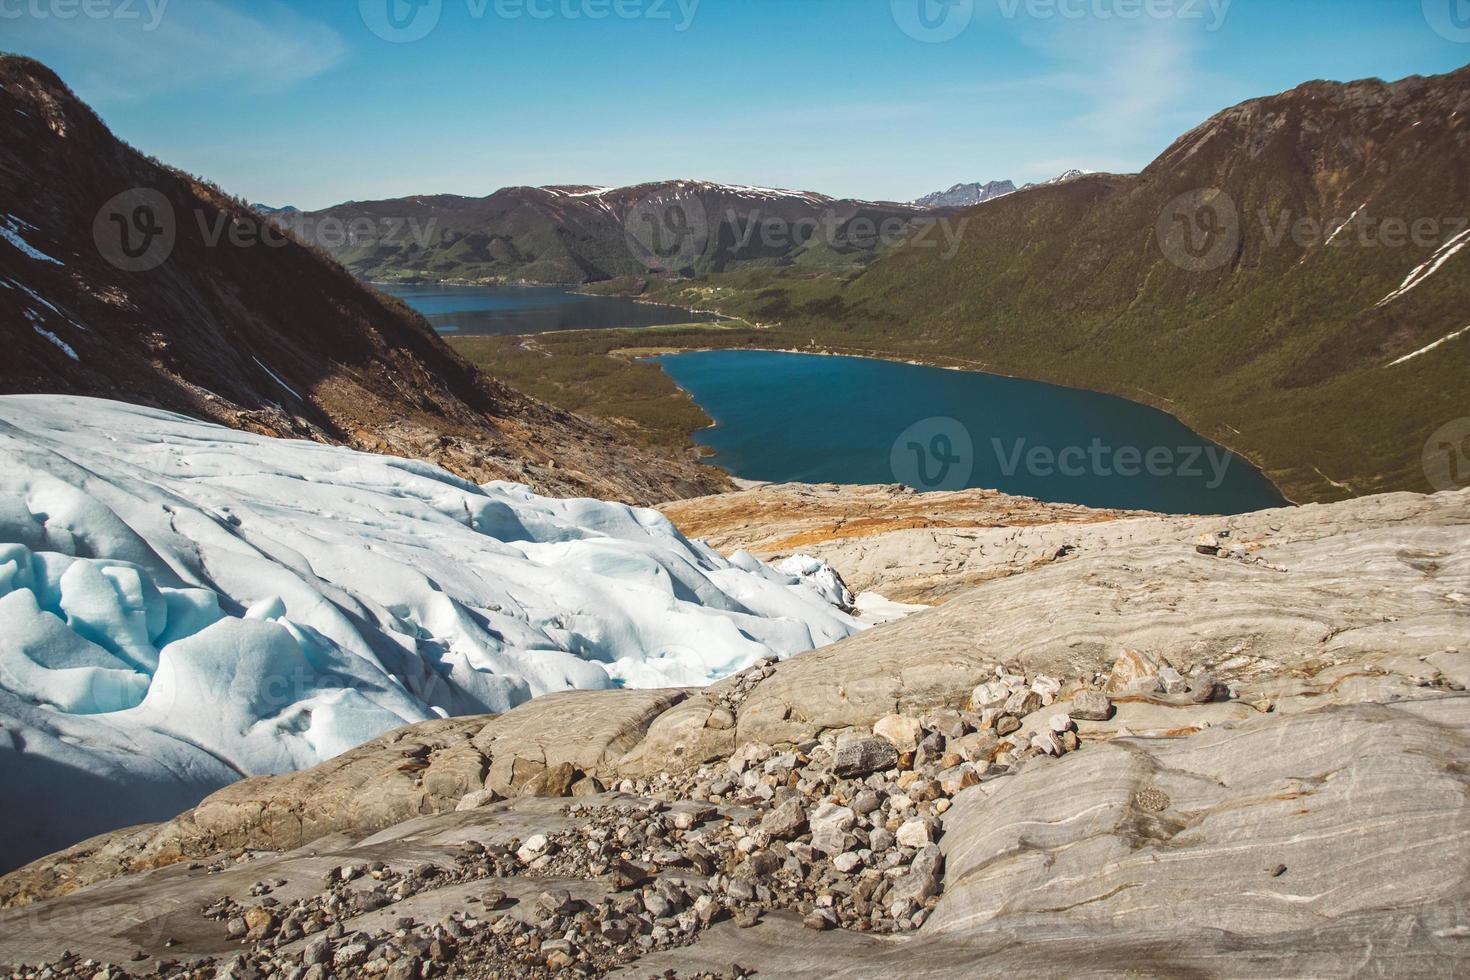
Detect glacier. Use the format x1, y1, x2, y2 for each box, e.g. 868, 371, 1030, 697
0, 396, 862, 871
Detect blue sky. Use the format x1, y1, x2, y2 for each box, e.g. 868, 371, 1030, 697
5, 0, 1467, 209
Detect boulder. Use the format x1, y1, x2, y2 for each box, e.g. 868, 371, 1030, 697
874, 715, 924, 752
1106, 649, 1162, 693
1069, 691, 1113, 721
833, 735, 899, 777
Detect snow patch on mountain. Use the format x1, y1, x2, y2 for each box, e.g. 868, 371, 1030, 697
1, 213, 62, 265
914, 181, 1017, 209
0, 396, 862, 869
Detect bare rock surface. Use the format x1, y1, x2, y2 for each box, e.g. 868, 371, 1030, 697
658, 482, 1150, 602
2, 487, 1468, 976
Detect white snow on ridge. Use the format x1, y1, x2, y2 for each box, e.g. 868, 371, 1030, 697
29, 321, 79, 361
252, 355, 302, 402
1376, 227, 1470, 307
1386, 323, 1470, 367
0, 396, 862, 869
0, 214, 63, 265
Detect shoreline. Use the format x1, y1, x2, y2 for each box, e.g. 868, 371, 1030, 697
378, 275, 1297, 507
643, 344, 1299, 509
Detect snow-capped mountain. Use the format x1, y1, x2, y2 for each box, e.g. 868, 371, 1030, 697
297, 180, 933, 283
0, 396, 863, 870
914, 180, 1017, 208
1021, 169, 1090, 189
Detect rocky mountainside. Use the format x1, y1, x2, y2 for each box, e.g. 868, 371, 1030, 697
292, 182, 939, 284
0, 56, 725, 505
913, 180, 1016, 208
2, 485, 1466, 976
657, 67, 1470, 504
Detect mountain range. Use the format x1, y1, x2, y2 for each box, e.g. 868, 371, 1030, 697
914, 180, 1017, 208
286, 182, 939, 284
0, 56, 724, 505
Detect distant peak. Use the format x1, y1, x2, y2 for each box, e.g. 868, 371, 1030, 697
914, 180, 1017, 208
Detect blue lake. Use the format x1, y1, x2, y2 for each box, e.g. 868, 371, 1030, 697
382, 283, 719, 335
656, 350, 1289, 515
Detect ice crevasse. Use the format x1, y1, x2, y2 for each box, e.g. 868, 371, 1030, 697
0, 396, 863, 870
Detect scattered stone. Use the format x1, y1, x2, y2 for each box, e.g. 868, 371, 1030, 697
456, 787, 502, 811
833, 734, 899, 777
1070, 690, 1113, 721
873, 714, 923, 752
1158, 666, 1190, 695
896, 818, 937, 848
520, 761, 580, 798
1135, 787, 1172, 812
1107, 649, 1163, 693
760, 797, 808, 840
517, 833, 551, 863
1004, 689, 1043, 717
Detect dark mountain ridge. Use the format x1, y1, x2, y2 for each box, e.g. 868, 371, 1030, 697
0, 55, 726, 504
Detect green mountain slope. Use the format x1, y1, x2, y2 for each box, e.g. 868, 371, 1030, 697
649, 67, 1470, 503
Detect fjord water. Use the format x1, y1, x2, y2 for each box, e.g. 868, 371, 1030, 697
658, 350, 1288, 514
383, 283, 719, 335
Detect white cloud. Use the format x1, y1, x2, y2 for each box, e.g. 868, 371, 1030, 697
4, 0, 347, 101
